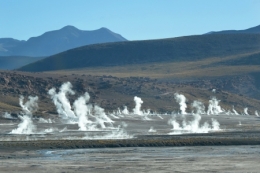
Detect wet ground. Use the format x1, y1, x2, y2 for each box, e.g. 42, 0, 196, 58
1, 146, 260, 173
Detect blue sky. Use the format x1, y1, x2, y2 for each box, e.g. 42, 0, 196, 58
1, 0, 260, 41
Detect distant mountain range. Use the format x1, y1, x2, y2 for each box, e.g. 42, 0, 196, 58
2, 24, 260, 71
0, 26, 127, 57
18, 33, 260, 72
206, 24, 260, 34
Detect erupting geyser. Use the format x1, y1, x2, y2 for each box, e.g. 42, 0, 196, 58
174, 93, 187, 114
10, 96, 38, 134
122, 106, 129, 115
168, 114, 220, 134
132, 96, 151, 120
133, 96, 144, 115
207, 97, 223, 115
72, 92, 93, 131
191, 100, 205, 115
169, 94, 221, 134
48, 82, 77, 121
244, 107, 249, 115
232, 106, 239, 115
49, 82, 115, 131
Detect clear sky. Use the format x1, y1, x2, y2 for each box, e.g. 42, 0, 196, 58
1, 0, 260, 41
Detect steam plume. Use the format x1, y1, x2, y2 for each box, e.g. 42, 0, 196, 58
48, 82, 76, 120
10, 96, 38, 134
174, 93, 187, 114
207, 97, 223, 115
244, 107, 249, 115
191, 100, 205, 114
73, 92, 93, 130
122, 106, 129, 115
168, 114, 221, 134
232, 106, 239, 115
133, 96, 144, 115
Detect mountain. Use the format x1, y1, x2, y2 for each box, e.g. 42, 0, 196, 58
0, 26, 127, 57
206, 24, 260, 34
18, 33, 260, 72
0, 38, 25, 56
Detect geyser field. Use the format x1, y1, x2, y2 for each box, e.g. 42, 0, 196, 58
1, 80, 260, 172
0, 81, 260, 144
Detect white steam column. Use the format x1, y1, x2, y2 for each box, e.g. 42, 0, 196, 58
10, 96, 39, 134
133, 96, 143, 115
174, 93, 187, 114
207, 97, 223, 115
48, 82, 77, 120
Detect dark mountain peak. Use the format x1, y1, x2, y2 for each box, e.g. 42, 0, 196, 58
95, 27, 114, 34
60, 26, 110, 33
41, 25, 81, 37
60, 25, 80, 31
98, 27, 110, 31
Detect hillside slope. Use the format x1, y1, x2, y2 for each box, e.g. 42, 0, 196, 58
18, 34, 260, 72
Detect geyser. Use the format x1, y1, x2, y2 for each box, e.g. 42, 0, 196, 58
72, 92, 93, 131
49, 82, 116, 131
207, 97, 223, 115
133, 96, 144, 115
48, 82, 77, 121
174, 93, 187, 114
232, 106, 239, 115
191, 100, 205, 115
168, 114, 220, 134
10, 96, 38, 134
122, 106, 129, 115
244, 107, 249, 115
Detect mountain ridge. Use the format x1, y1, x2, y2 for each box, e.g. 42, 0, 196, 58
206, 24, 260, 35
0, 26, 127, 57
